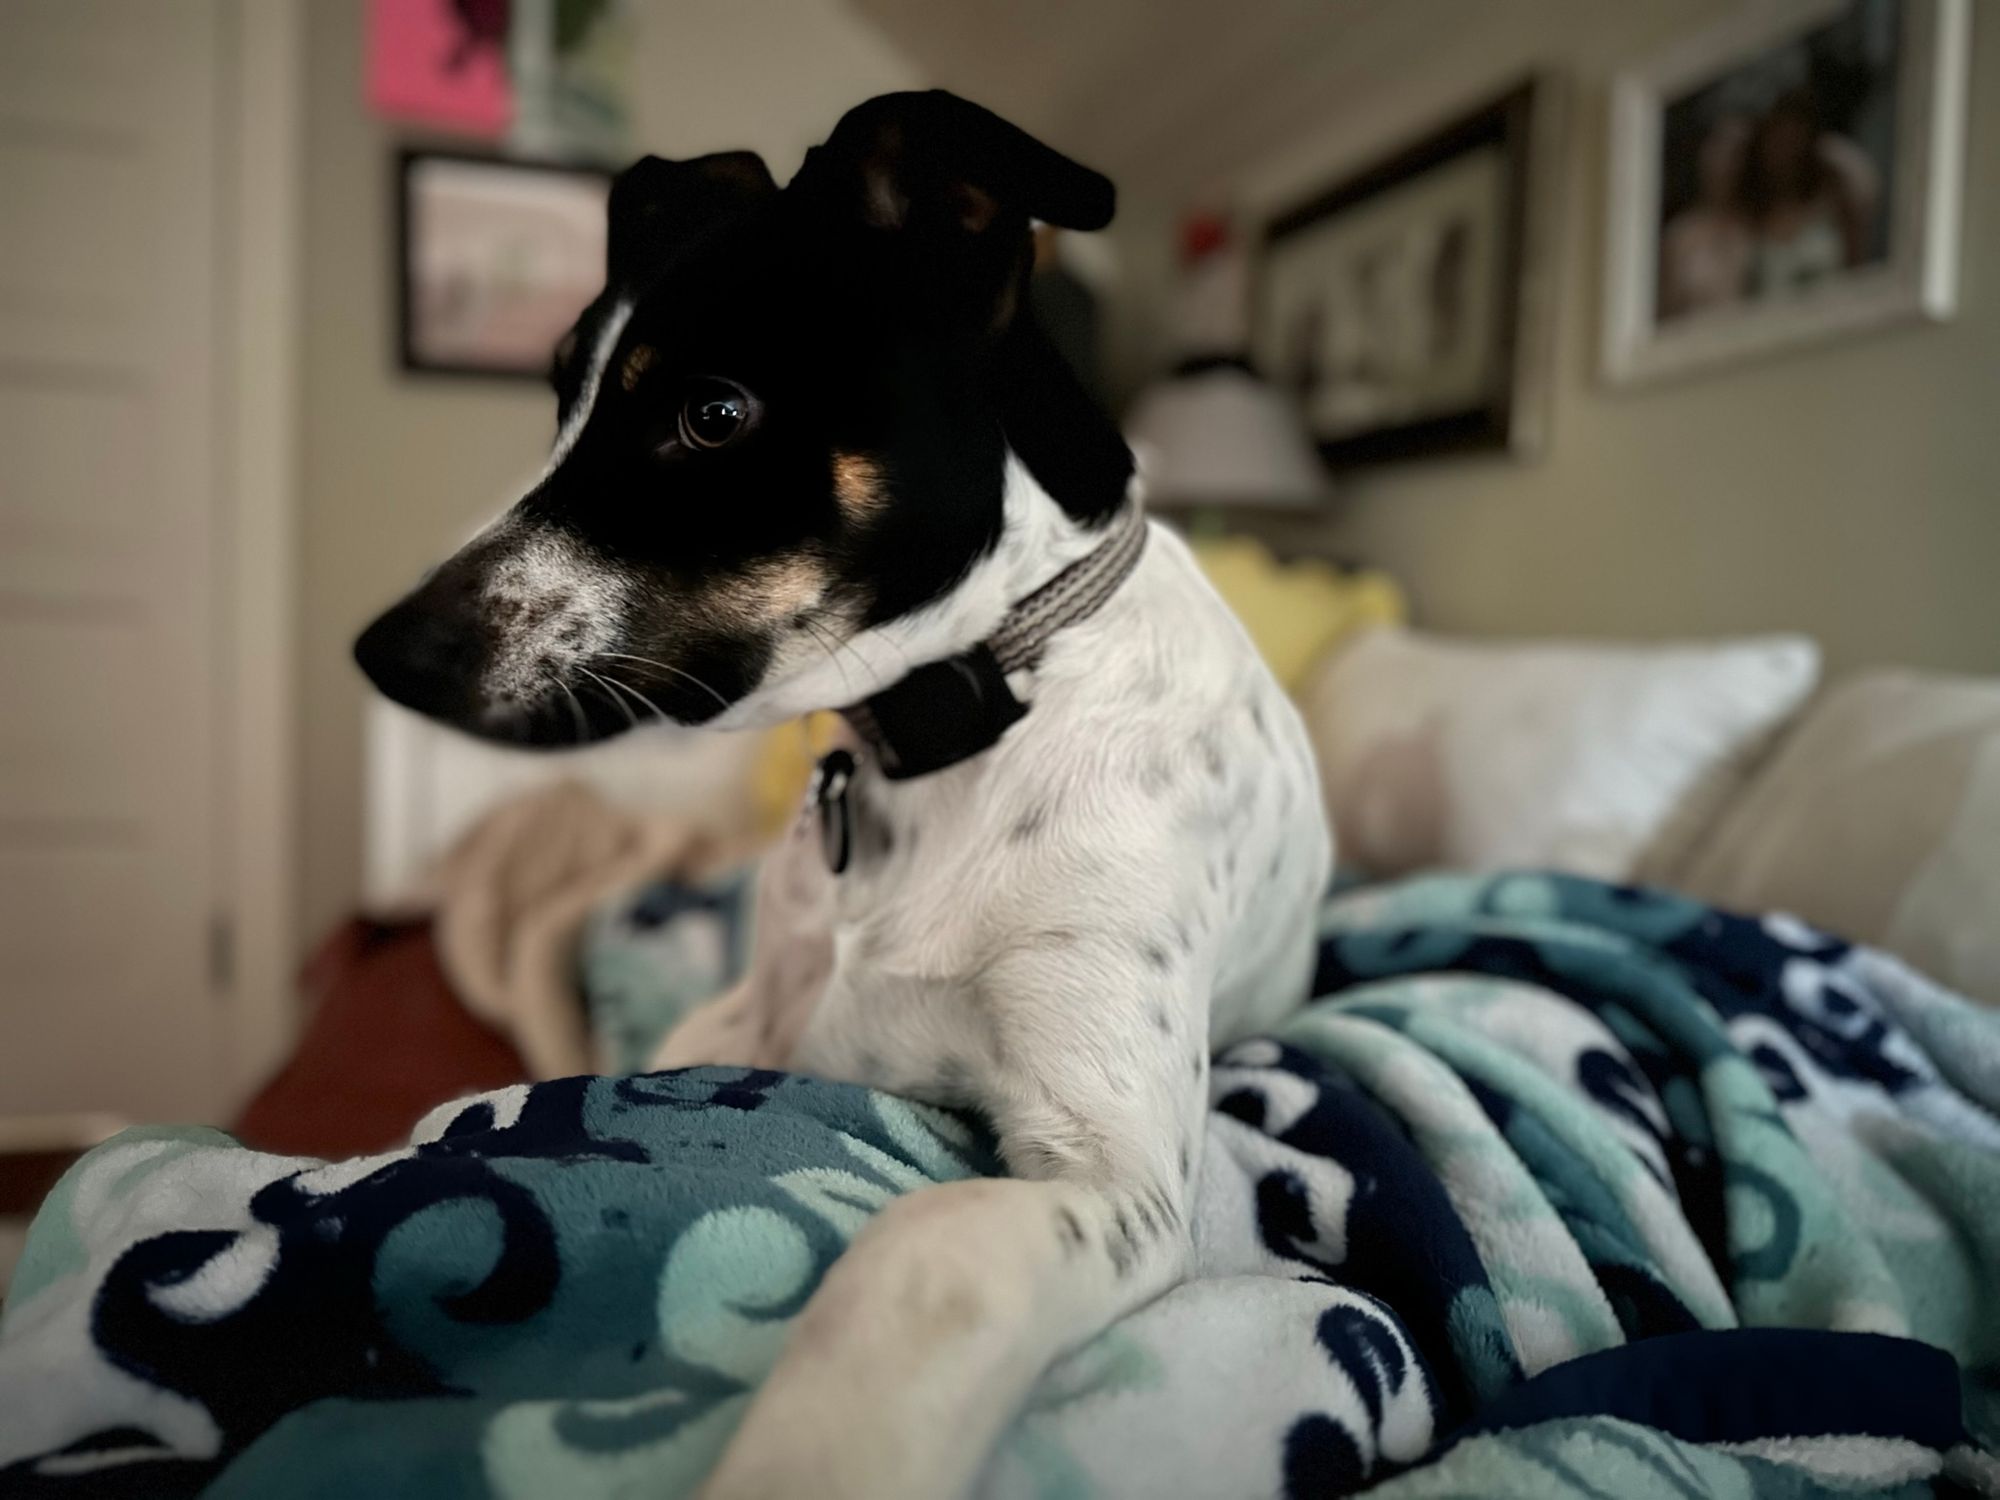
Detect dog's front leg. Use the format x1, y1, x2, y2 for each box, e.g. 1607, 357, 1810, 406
695, 1175, 1189, 1500
697, 951, 1204, 1500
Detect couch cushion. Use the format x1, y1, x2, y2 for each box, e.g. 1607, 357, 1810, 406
1299, 627, 1819, 880
1675, 670, 2000, 1005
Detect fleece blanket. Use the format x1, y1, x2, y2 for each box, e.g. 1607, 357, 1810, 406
419, 781, 748, 1081
3, 873, 1997, 1498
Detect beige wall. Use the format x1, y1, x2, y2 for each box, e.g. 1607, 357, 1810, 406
296, 0, 916, 952
1203, 2, 1998, 678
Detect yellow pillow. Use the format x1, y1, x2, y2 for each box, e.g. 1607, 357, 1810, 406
1188, 535, 1406, 693
750, 712, 843, 835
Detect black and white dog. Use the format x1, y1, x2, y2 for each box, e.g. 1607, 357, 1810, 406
356, 91, 1330, 1500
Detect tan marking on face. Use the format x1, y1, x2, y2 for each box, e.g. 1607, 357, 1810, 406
620, 343, 655, 393
832, 453, 888, 523
694, 552, 831, 634
740, 555, 828, 619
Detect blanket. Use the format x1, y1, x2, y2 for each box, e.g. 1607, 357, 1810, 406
421, 781, 747, 1080
3, 873, 1997, 1498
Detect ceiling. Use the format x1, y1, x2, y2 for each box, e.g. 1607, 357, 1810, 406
847, 0, 1728, 209
846, 0, 1477, 203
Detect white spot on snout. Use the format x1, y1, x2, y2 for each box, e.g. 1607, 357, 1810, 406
476, 525, 629, 712
454, 296, 634, 722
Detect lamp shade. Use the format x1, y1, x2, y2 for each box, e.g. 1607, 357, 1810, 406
1124, 364, 1328, 508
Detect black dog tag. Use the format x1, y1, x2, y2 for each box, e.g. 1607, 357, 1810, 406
814, 748, 856, 875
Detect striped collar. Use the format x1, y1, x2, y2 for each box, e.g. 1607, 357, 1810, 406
840, 504, 1148, 780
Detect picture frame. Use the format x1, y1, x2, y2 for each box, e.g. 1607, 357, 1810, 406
1251, 77, 1563, 468
1602, 0, 1968, 386
396, 149, 612, 379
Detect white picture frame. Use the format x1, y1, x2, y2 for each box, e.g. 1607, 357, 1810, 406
1602, 0, 1967, 386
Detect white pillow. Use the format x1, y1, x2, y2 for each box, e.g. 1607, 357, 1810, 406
1299, 627, 1819, 881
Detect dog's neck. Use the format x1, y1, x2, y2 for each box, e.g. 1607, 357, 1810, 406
893, 452, 1118, 660
723, 455, 1129, 732
842, 488, 1145, 779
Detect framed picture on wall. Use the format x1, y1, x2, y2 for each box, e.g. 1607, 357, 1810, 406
397, 150, 611, 378
1251, 77, 1562, 468
1602, 0, 1968, 386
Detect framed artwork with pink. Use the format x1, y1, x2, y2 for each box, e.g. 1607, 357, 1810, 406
366, 0, 513, 138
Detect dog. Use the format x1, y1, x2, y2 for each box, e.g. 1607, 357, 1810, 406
355, 90, 1331, 1499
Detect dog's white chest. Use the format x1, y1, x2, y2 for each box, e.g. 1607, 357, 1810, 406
776, 529, 1332, 1100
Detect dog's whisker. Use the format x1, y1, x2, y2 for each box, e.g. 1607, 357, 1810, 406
592, 666, 675, 727
799, 617, 856, 695
592, 651, 732, 716
576, 665, 642, 731
556, 681, 592, 746
592, 649, 683, 675
825, 622, 882, 682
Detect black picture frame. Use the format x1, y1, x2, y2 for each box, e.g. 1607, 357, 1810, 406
395, 147, 614, 380
1254, 78, 1553, 468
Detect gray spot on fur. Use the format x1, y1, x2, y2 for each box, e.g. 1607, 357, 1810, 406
854, 804, 896, 864
1109, 1207, 1139, 1276
1178, 1138, 1191, 1179
1151, 1002, 1172, 1035
1198, 729, 1226, 783
1055, 1206, 1087, 1257
1010, 803, 1050, 842
1140, 938, 1172, 972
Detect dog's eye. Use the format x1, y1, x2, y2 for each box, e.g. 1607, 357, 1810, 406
677, 380, 756, 450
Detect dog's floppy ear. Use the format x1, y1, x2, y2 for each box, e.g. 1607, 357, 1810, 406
810, 90, 1113, 235
794, 91, 1112, 325
607, 150, 776, 285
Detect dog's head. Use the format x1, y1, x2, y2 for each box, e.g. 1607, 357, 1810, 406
355, 91, 1131, 746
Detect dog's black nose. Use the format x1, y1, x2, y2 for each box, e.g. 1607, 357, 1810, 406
353, 597, 485, 723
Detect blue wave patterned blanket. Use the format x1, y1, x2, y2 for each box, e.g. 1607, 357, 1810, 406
4, 873, 1998, 1498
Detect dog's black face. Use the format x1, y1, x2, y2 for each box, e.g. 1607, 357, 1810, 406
355, 92, 1132, 745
